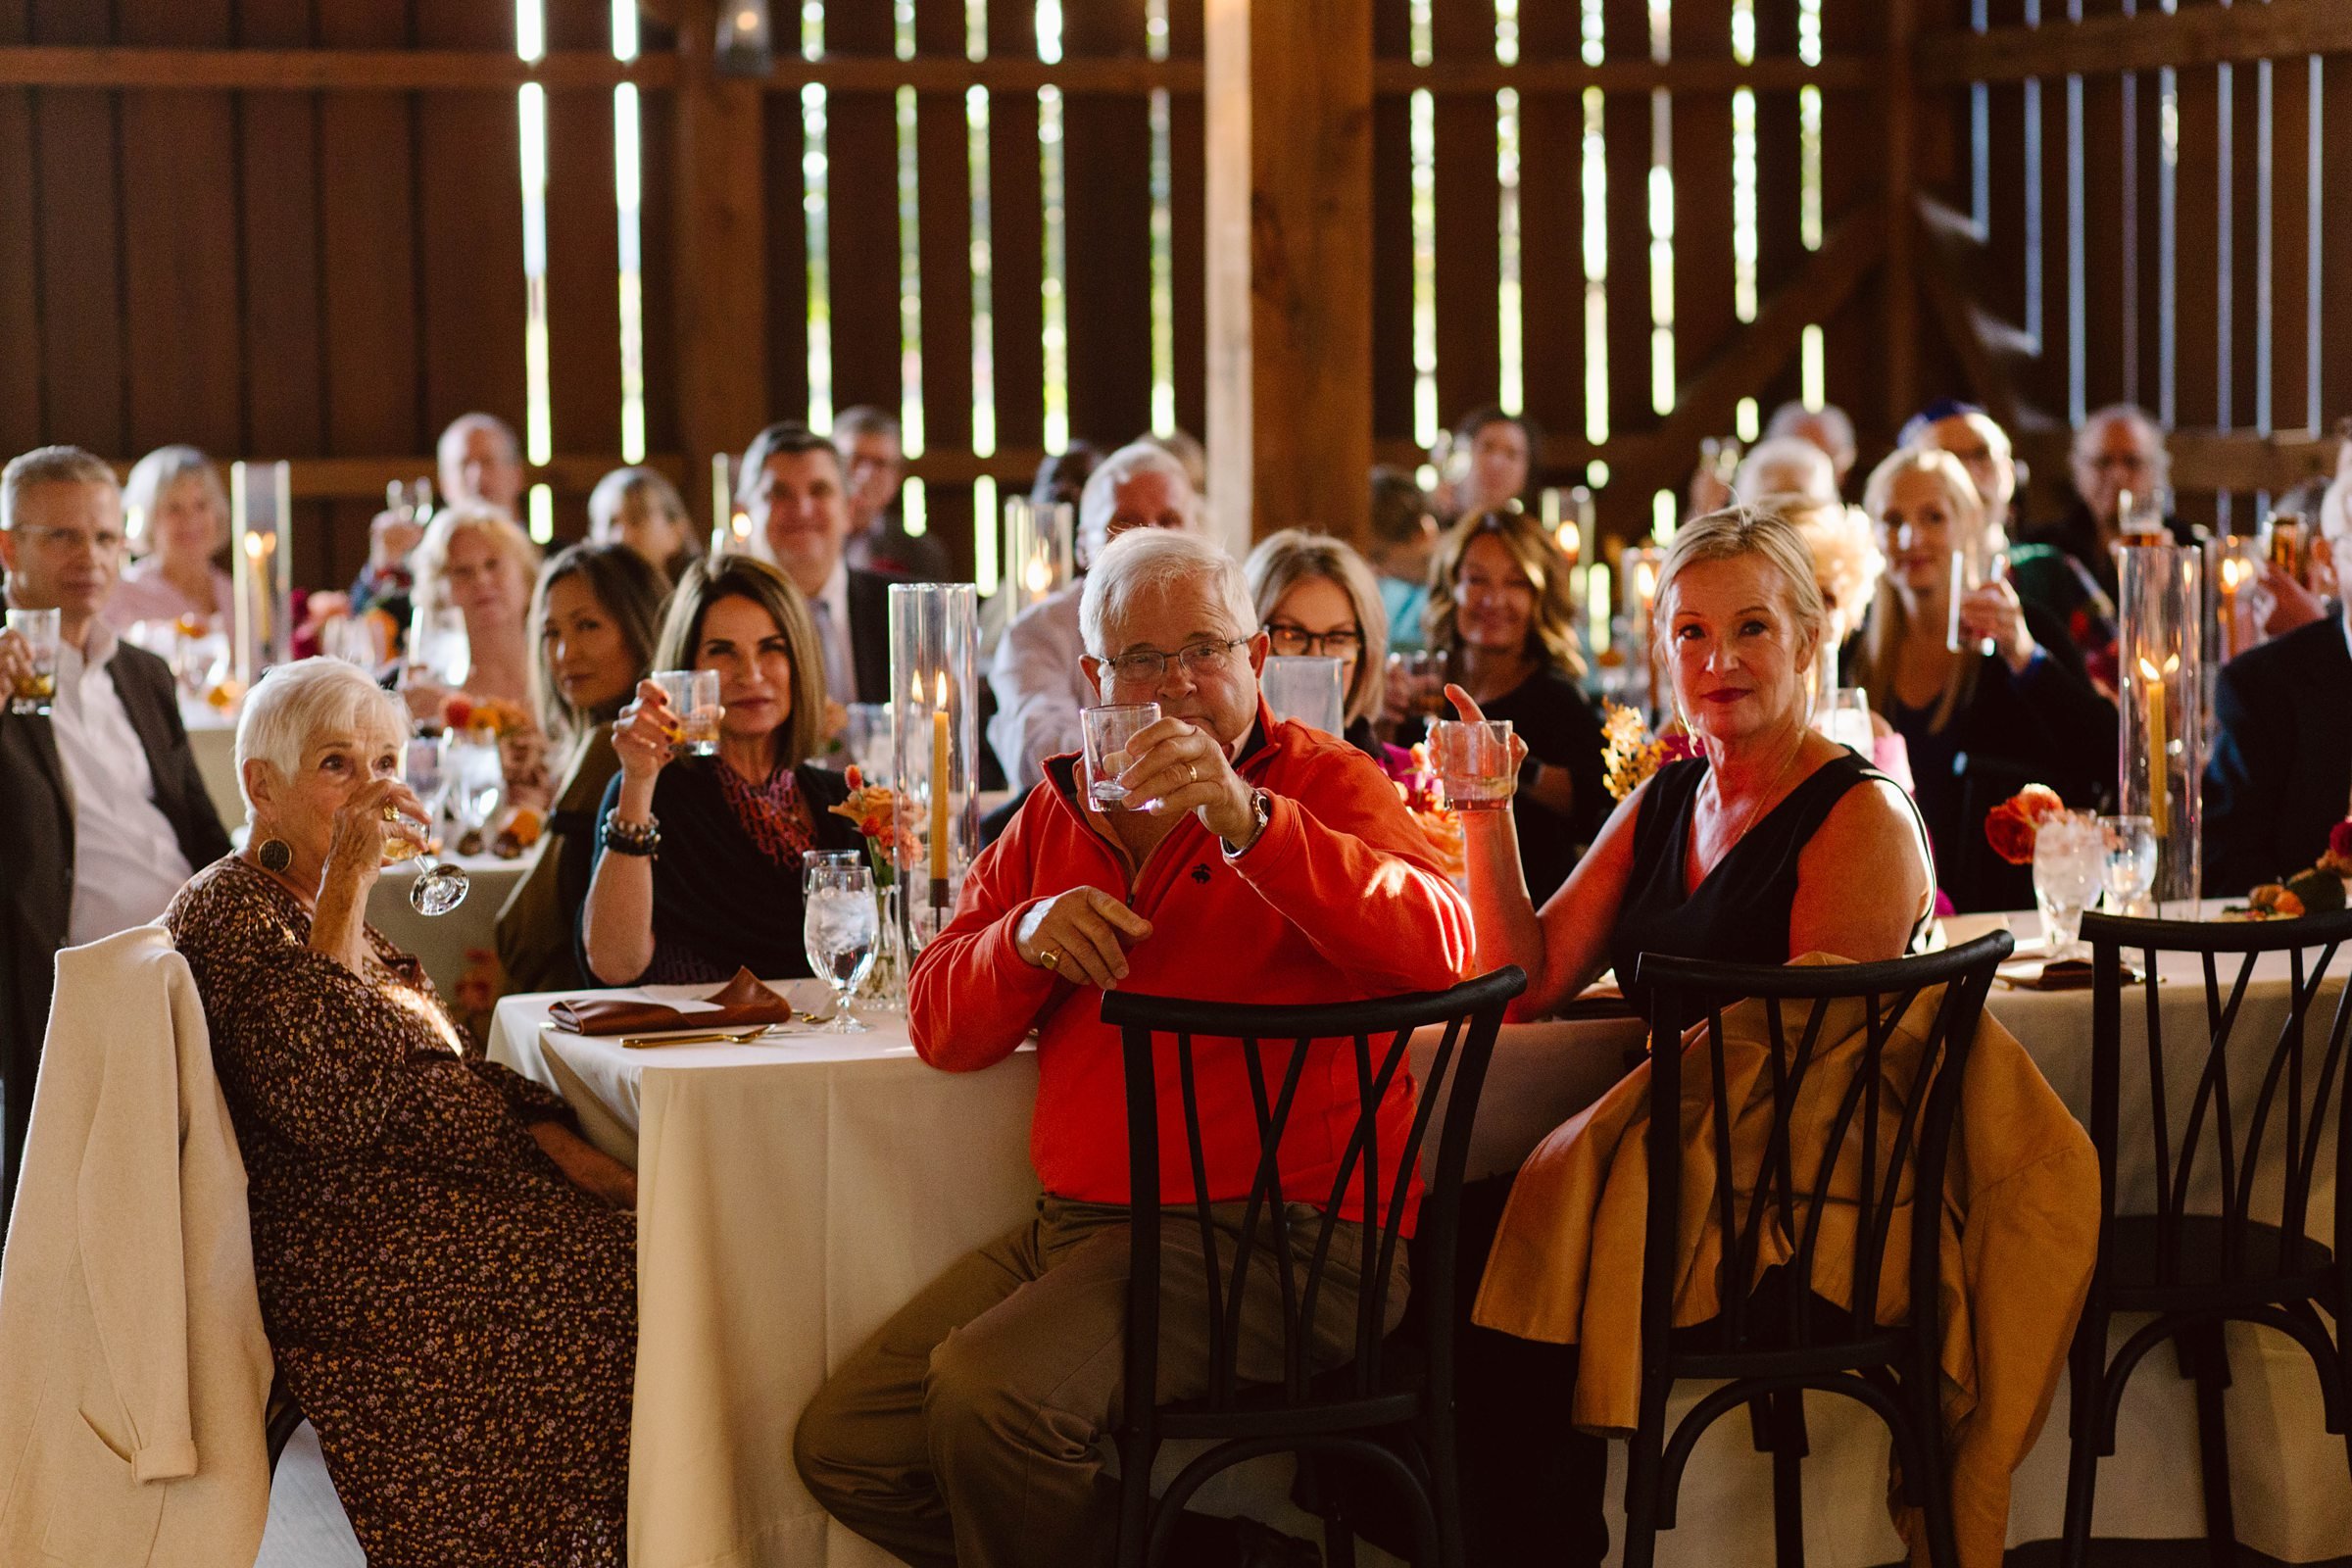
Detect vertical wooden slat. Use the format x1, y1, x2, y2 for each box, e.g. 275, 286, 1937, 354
2132, 47, 2166, 416
2323, 57, 2352, 427
762, 89, 809, 425
2029, 8, 2076, 427
235, 0, 331, 582
914, 0, 974, 575
0, 0, 43, 454
1168, 0, 1207, 441
1751, 0, 1805, 423
318, 4, 419, 582
1431, 0, 1498, 429
1602, 0, 1654, 536
673, 0, 767, 490
2266, 52, 2314, 442
1368, 0, 1414, 448
413, 1, 527, 439
1516, 0, 1583, 476
822, 2, 901, 419
30, 0, 123, 455
1818, 0, 1885, 441
2172, 37, 2222, 534
635, 77, 680, 457
2077, 0, 2129, 416
2226, 49, 2265, 461
987, 1, 1045, 458
1671, 0, 1738, 411
115, 0, 239, 456
544, 0, 623, 531
1062, 0, 1153, 448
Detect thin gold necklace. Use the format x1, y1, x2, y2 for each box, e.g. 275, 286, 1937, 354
1708, 726, 1808, 854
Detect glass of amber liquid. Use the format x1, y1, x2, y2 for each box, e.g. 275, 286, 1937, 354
6, 608, 59, 716
652, 669, 723, 757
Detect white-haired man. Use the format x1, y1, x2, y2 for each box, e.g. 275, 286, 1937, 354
1731, 435, 1840, 510
1763, 399, 1858, 490
350, 412, 527, 633
986, 439, 1198, 790
0, 446, 230, 1217
797, 526, 1474, 1568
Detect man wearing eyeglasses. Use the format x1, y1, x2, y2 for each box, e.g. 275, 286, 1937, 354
798, 526, 1476, 1568
0, 445, 229, 1222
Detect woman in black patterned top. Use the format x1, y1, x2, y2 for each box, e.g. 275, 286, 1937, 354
580, 554, 858, 985
167, 658, 636, 1568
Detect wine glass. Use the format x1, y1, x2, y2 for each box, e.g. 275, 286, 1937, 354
395, 737, 469, 915
441, 731, 505, 853
2032, 810, 2105, 960
2098, 813, 2159, 918
803, 855, 879, 1032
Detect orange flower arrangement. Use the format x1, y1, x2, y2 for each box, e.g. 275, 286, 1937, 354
828, 765, 901, 885
1380, 743, 1467, 882
1600, 702, 1700, 802
441, 693, 531, 740
1984, 783, 2067, 865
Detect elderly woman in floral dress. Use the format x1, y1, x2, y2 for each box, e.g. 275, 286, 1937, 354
165, 657, 636, 1568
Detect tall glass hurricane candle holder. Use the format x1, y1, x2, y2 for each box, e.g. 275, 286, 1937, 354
1624, 546, 1667, 726
710, 453, 751, 556
2117, 543, 2203, 911
890, 583, 981, 960
1003, 496, 1074, 615
2204, 534, 2264, 733
228, 461, 293, 691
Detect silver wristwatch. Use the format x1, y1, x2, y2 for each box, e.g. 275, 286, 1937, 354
1221, 787, 1274, 860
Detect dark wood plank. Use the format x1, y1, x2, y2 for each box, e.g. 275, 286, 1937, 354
2266, 52, 2315, 438
1671, 0, 1739, 406
28, 0, 122, 454
635, 75, 680, 456
2077, 0, 2130, 416
1817, 0, 1886, 441
1168, 84, 1205, 442
1601, 0, 1658, 535
820, 0, 901, 420
2321, 56, 2352, 437
986, 0, 1044, 457
1430, 0, 1498, 428
912, 0, 974, 575
0, 0, 41, 454
1369, 86, 1415, 446
1920, 0, 2352, 88
2171, 41, 2223, 533
1061, 0, 1152, 448
1751, 0, 1806, 420
546, 84, 624, 488
762, 87, 809, 425
1516, 0, 1583, 476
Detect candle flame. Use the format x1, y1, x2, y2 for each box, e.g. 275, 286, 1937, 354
2135, 655, 2161, 682
935, 669, 951, 705
243, 533, 266, 560
1023, 556, 1051, 593
1556, 522, 1582, 559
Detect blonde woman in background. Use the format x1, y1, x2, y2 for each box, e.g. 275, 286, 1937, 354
1415, 508, 1606, 904
1243, 528, 1392, 757
404, 501, 552, 812
587, 466, 703, 584
1847, 446, 2114, 910
108, 445, 233, 630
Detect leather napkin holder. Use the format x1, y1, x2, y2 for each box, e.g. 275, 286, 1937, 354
550, 968, 793, 1035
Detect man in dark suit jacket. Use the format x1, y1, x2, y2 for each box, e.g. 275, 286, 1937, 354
1, 446, 231, 1220
739, 420, 898, 704
2204, 609, 2352, 895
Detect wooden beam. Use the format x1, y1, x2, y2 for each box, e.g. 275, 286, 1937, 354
1914, 195, 2026, 435
1608, 207, 1887, 504
1881, 0, 1920, 431
0, 46, 678, 90
1372, 55, 1871, 96
670, 0, 767, 497
1919, 0, 2352, 88
1206, 0, 1375, 552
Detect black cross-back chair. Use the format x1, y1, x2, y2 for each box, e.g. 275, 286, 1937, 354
1099, 965, 1525, 1568
1623, 932, 2013, 1568
2062, 906, 2352, 1568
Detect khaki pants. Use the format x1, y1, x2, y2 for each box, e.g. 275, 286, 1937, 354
794, 1196, 1408, 1568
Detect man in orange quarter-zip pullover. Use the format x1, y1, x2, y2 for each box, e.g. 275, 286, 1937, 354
795, 526, 1476, 1567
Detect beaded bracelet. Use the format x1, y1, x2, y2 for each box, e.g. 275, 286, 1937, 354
601, 814, 662, 858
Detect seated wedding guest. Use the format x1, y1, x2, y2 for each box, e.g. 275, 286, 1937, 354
987, 439, 1198, 790
1414, 508, 1607, 905
1369, 465, 1442, 653
979, 443, 1102, 665
579, 555, 858, 985
350, 412, 526, 630
1780, 494, 1915, 793
0, 445, 230, 1217
1907, 398, 2023, 539
587, 465, 702, 583
1145, 426, 1210, 496
2255, 474, 2339, 638
797, 526, 1473, 1567
1245, 527, 1391, 756
2010, 404, 2192, 683
1446, 405, 1538, 518
404, 501, 552, 810
1764, 398, 1858, 491
1431, 507, 1941, 1566
742, 419, 894, 704
164, 657, 635, 1568
838, 405, 949, 581
1851, 447, 2116, 910
1731, 435, 1840, 509
496, 544, 668, 996
2205, 481, 2352, 894
108, 444, 232, 630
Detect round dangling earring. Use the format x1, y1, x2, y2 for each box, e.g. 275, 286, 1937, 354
257, 837, 293, 873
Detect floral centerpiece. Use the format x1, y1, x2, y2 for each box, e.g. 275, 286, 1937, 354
1984, 783, 2068, 864
1599, 701, 1700, 802
1377, 743, 1466, 883
441, 693, 531, 740
2224, 818, 2352, 922
828, 765, 906, 1006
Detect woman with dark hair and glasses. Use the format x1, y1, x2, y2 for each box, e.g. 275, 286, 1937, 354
1243, 528, 1392, 760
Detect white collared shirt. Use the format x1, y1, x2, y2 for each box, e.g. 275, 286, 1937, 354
49, 621, 195, 945
812, 556, 857, 708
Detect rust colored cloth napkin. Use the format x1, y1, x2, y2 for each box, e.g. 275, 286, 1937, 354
549, 969, 793, 1035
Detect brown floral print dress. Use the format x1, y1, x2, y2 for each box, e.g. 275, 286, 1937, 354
166, 857, 634, 1568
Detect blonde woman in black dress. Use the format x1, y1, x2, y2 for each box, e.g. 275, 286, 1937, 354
166, 657, 636, 1568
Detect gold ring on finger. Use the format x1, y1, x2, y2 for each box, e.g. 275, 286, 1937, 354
1040, 948, 1062, 970
381, 805, 401, 823
1188, 763, 1199, 783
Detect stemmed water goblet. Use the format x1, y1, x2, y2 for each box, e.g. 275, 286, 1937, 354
2031, 810, 2105, 960
803, 853, 879, 1032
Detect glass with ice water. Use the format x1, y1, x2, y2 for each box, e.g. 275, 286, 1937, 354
1430, 718, 1516, 811
2098, 813, 2159, 917
1081, 703, 1161, 808
1811, 685, 1876, 756
2031, 810, 2104, 959
5, 608, 59, 716
803, 853, 879, 1032
653, 669, 723, 757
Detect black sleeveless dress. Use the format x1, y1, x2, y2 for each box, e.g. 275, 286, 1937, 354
1607, 751, 1918, 1028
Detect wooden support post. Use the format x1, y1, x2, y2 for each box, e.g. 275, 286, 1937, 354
670, 0, 766, 498
1203, 0, 1373, 553
1881, 0, 1920, 434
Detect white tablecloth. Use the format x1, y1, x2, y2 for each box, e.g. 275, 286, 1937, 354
368, 854, 529, 1000
489, 913, 2352, 1567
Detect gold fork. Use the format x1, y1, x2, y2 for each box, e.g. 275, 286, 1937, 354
619, 1025, 784, 1049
